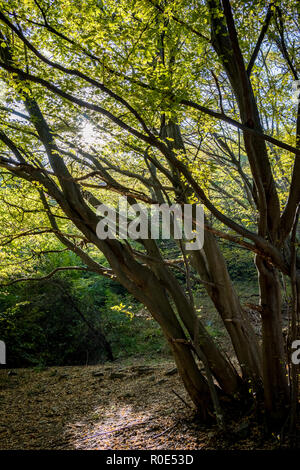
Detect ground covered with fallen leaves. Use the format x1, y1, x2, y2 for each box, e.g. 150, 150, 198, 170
0, 357, 293, 450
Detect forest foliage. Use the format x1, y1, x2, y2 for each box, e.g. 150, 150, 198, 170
0, 0, 299, 430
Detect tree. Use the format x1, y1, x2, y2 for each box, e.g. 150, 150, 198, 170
0, 0, 299, 429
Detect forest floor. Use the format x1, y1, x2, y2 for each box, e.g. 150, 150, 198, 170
0, 356, 293, 450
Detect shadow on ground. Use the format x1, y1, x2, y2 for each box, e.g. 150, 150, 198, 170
0, 358, 206, 450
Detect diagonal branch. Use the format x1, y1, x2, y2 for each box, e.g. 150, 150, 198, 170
247, 3, 274, 77
0, 266, 91, 286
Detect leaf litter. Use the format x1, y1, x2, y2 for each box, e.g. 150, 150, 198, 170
0, 357, 289, 450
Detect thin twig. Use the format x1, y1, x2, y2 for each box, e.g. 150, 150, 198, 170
171, 389, 192, 409
152, 421, 179, 439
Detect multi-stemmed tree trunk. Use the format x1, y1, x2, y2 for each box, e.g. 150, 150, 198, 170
164, 120, 263, 391
207, 0, 296, 421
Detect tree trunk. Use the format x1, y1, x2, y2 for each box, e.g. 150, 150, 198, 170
164, 120, 262, 391
144, 283, 213, 417
256, 256, 289, 424
192, 230, 263, 390
142, 238, 242, 396
102, 246, 213, 417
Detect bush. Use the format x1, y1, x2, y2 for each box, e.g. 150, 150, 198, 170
0, 278, 112, 367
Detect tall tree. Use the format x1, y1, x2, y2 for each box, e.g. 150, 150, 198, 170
0, 0, 299, 428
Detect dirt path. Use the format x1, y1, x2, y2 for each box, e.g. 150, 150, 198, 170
0, 358, 283, 450
0, 358, 210, 450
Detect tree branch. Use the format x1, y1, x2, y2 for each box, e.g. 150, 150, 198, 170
0, 266, 91, 286
247, 3, 274, 77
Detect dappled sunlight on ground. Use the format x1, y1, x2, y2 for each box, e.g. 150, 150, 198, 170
1, 358, 282, 450
64, 361, 206, 450
1, 358, 206, 450
70, 404, 153, 449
